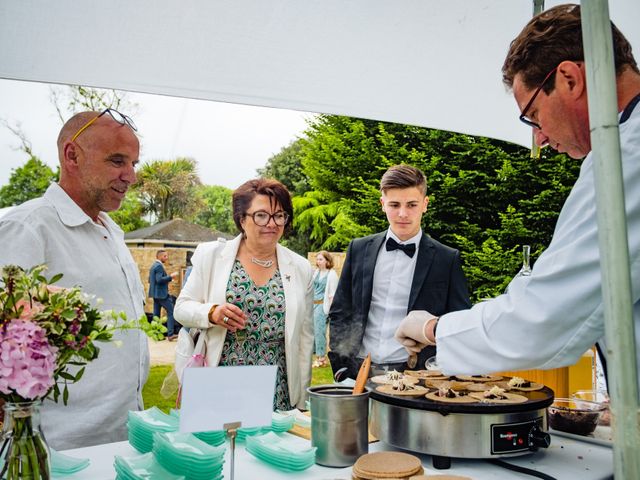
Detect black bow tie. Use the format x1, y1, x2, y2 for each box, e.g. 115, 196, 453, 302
385, 237, 416, 258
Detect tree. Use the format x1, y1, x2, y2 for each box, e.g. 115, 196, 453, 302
133, 158, 203, 222
294, 115, 581, 301
193, 185, 236, 234
258, 139, 318, 254
258, 139, 310, 196
0, 157, 58, 207
49, 86, 137, 123
108, 191, 149, 233
0, 119, 36, 157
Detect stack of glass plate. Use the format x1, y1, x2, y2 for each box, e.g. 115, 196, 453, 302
235, 426, 264, 441
127, 407, 179, 453
279, 408, 311, 428
270, 412, 295, 432
246, 431, 316, 471
114, 453, 185, 480
153, 432, 225, 480
50, 449, 90, 475
168, 409, 226, 446
293, 411, 311, 429
193, 430, 227, 447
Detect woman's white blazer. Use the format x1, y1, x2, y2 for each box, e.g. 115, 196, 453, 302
174, 235, 314, 409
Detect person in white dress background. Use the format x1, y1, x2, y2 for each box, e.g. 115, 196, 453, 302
312, 251, 338, 368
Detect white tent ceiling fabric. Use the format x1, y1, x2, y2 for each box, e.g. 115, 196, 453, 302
0, 0, 637, 147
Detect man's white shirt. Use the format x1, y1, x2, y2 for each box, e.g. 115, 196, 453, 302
0, 183, 148, 449
359, 229, 421, 363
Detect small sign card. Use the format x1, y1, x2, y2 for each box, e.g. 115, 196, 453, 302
179, 365, 277, 433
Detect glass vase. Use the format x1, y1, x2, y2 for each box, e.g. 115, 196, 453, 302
518, 244, 532, 276
0, 401, 50, 480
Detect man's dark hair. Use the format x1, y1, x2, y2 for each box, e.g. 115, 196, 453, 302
156, 249, 167, 259
502, 3, 638, 93
380, 164, 427, 196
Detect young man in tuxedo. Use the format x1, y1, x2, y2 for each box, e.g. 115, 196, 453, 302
328, 164, 471, 378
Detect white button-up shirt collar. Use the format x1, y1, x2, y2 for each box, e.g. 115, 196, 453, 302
360, 228, 421, 363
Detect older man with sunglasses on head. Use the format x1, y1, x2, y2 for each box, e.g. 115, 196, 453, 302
396, 4, 640, 384
0, 109, 149, 449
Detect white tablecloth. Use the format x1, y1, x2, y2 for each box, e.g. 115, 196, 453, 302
60, 432, 613, 479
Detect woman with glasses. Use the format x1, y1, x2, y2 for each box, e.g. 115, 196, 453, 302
175, 178, 314, 410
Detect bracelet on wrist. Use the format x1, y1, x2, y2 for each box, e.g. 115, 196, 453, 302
207, 304, 219, 325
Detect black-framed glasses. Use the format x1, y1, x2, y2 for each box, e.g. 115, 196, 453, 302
70, 108, 137, 142
519, 66, 558, 130
245, 210, 289, 226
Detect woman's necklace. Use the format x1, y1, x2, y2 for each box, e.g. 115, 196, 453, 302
251, 257, 274, 268
243, 241, 275, 268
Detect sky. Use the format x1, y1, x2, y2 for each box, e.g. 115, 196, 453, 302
0, 79, 316, 190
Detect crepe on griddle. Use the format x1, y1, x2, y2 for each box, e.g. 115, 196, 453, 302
425, 390, 477, 404
468, 388, 528, 404
505, 376, 544, 391
376, 383, 429, 397
454, 374, 503, 382
371, 371, 420, 385
404, 369, 447, 379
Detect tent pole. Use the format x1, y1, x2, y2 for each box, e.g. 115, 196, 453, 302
581, 1, 640, 478
529, 0, 545, 158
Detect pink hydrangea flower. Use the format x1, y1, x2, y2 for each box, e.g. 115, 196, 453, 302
0, 319, 58, 400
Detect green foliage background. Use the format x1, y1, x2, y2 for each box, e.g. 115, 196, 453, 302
263, 115, 580, 302
0, 157, 58, 207
193, 185, 236, 234
1, 108, 580, 303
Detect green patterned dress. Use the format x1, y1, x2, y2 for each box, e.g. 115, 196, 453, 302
219, 259, 291, 410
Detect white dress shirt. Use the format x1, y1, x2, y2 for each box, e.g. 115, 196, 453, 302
0, 183, 149, 449
359, 229, 421, 363
437, 98, 640, 383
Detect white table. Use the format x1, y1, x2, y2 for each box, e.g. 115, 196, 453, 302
60, 432, 613, 479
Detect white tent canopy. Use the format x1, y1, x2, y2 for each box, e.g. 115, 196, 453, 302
0, 0, 637, 147
2, 0, 640, 476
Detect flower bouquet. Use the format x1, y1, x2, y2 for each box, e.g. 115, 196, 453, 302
0, 265, 165, 480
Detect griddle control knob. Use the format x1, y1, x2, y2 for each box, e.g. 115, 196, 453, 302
529, 425, 551, 450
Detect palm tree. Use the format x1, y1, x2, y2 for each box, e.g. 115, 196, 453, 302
134, 157, 202, 222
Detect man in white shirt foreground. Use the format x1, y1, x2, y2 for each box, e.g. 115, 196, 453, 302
328, 164, 471, 378
0, 109, 149, 449
396, 4, 640, 384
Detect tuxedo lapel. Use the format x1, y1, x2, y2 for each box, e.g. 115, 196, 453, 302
408, 234, 435, 310
362, 233, 386, 314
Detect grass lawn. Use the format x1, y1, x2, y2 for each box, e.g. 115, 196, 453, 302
143, 364, 334, 413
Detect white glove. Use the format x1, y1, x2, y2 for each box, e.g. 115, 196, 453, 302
395, 310, 437, 353
400, 338, 427, 354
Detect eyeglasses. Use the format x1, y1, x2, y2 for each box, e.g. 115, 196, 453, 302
245, 210, 289, 226
519, 66, 558, 130
70, 108, 137, 142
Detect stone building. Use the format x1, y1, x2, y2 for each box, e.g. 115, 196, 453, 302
124, 218, 234, 309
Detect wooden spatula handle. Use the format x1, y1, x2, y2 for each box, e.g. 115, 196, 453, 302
353, 353, 371, 395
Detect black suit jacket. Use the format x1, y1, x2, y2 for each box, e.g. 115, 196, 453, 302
328, 231, 471, 378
